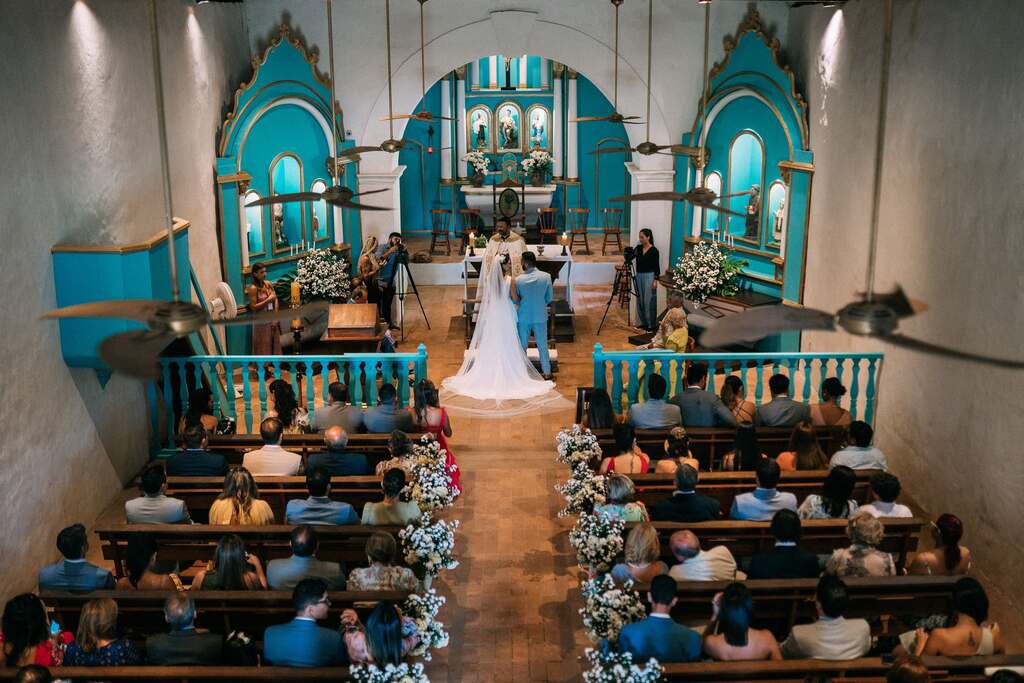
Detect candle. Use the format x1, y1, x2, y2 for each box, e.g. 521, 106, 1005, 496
290, 281, 301, 328
562, 231, 568, 244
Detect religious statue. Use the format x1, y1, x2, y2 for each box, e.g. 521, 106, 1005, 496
272, 204, 288, 247
472, 109, 489, 149
772, 196, 786, 242
743, 184, 761, 239
530, 109, 547, 149
497, 104, 521, 150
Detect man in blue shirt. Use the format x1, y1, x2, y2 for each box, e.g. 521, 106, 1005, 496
730, 458, 798, 521
264, 578, 347, 667
37, 523, 115, 591
285, 466, 359, 526
829, 421, 889, 471
363, 384, 414, 434
628, 374, 682, 429
374, 232, 403, 330
618, 574, 701, 663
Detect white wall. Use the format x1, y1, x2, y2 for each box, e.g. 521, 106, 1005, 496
788, 0, 1024, 619
0, 0, 250, 602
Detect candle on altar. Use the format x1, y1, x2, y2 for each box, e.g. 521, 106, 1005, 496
468, 232, 476, 256
290, 281, 301, 328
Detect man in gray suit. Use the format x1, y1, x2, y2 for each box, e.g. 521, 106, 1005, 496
125, 464, 191, 524
310, 382, 364, 434
756, 374, 810, 427
669, 363, 739, 427
780, 575, 871, 660
37, 524, 115, 591
363, 384, 414, 434
628, 373, 682, 429
512, 251, 554, 380
266, 525, 346, 591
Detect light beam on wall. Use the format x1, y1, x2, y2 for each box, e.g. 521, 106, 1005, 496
186, 7, 209, 93
816, 8, 844, 127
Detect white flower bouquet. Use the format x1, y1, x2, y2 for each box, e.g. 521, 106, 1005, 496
579, 575, 647, 644
582, 648, 664, 683
350, 662, 429, 683
521, 148, 553, 174
399, 513, 459, 579
555, 425, 602, 468
554, 463, 607, 517
296, 248, 351, 301
406, 436, 457, 511
462, 150, 489, 175
671, 240, 747, 303
402, 589, 449, 661
569, 512, 625, 572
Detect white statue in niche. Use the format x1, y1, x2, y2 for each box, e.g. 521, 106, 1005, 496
772, 196, 786, 243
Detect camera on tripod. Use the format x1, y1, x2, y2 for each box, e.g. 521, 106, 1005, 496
622, 245, 636, 263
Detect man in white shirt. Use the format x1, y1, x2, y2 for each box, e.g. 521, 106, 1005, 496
781, 575, 871, 660
667, 530, 744, 581
830, 421, 889, 470
730, 459, 798, 521
243, 417, 302, 475
858, 472, 913, 518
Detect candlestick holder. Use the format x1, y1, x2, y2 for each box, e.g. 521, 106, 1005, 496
468, 241, 476, 257
561, 242, 568, 256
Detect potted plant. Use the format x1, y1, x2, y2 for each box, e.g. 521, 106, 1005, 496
462, 151, 489, 187
521, 148, 553, 186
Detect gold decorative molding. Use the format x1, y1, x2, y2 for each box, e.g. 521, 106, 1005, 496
778, 160, 815, 184
552, 62, 565, 78
455, 65, 468, 80
217, 172, 252, 185
566, 68, 578, 79
52, 219, 190, 255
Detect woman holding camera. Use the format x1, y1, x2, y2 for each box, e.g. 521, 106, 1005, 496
634, 229, 661, 332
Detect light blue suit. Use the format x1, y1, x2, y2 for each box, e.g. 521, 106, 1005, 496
514, 267, 553, 374
618, 615, 702, 663
263, 618, 347, 667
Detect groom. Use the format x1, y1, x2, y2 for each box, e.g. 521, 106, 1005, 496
512, 251, 554, 380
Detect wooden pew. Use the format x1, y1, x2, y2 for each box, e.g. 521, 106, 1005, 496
0, 666, 355, 681
624, 518, 924, 572
96, 524, 404, 580
180, 432, 427, 471
42, 590, 409, 638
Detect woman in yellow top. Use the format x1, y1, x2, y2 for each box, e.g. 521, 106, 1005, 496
208, 467, 275, 525
643, 290, 689, 351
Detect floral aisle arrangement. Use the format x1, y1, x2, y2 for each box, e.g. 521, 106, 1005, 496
555, 426, 602, 468
350, 662, 430, 683
579, 575, 647, 644
402, 590, 450, 661
296, 248, 351, 301
569, 512, 624, 573
582, 648, 664, 683
554, 462, 607, 517
407, 436, 457, 510
671, 240, 747, 304
399, 514, 459, 580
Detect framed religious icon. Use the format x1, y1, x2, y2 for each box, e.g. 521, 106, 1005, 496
526, 104, 551, 150
495, 101, 523, 152
467, 104, 491, 152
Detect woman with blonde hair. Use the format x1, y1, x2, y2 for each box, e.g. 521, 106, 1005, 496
594, 474, 649, 522
208, 467, 275, 525
63, 598, 143, 666
347, 533, 418, 592
609, 523, 668, 585
359, 236, 381, 306
825, 511, 895, 577
776, 421, 828, 471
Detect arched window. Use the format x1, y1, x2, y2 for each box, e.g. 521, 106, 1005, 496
243, 190, 265, 258
703, 172, 723, 237
310, 179, 329, 243
269, 153, 305, 253
726, 131, 765, 244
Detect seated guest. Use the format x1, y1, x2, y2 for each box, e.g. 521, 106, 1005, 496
703, 582, 782, 661
208, 467, 275, 525
860, 472, 913, 518
654, 426, 700, 474
598, 423, 650, 475
720, 375, 756, 424
242, 417, 302, 476
618, 574, 701, 663
166, 424, 228, 477
115, 536, 180, 590
146, 594, 222, 665
37, 524, 115, 591
811, 377, 852, 427
192, 534, 268, 590
669, 363, 738, 428
594, 474, 649, 522
375, 430, 413, 477
264, 578, 346, 667
908, 513, 972, 575
825, 512, 895, 577
887, 657, 932, 683
64, 598, 144, 666
756, 374, 810, 428
178, 387, 218, 433
266, 379, 309, 434
362, 468, 421, 526
347, 533, 417, 591
668, 530, 740, 581
798, 465, 860, 520
895, 577, 1004, 658
776, 421, 829, 471
310, 382, 364, 433
830, 421, 889, 470
628, 374, 682, 429
125, 464, 190, 524
730, 458, 798, 521
747, 510, 821, 579
649, 464, 720, 523
12, 665, 52, 683
285, 466, 359, 526
721, 424, 768, 471
642, 289, 688, 350
267, 525, 346, 591
1, 594, 73, 667
610, 523, 668, 585
308, 426, 370, 477
581, 388, 616, 430
780, 575, 871, 660
341, 601, 418, 665
364, 383, 414, 434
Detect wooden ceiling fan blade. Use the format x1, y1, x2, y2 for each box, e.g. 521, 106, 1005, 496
668, 145, 703, 155
99, 329, 177, 379
695, 203, 747, 218
571, 116, 614, 123
339, 145, 384, 158
700, 305, 837, 349
609, 192, 683, 203
881, 334, 1024, 369
342, 201, 392, 211
245, 192, 322, 207
589, 147, 634, 155
381, 114, 415, 121
351, 187, 389, 197
214, 301, 329, 328
41, 299, 169, 324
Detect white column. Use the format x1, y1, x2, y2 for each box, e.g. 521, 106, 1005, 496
540, 58, 549, 88
626, 163, 675, 306
440, 76, 452, 181
519, 54, 528, 88
488, 56, 497, 89
357, 166, 406, 243
552, 65, 563, 177
455, 72, 467, 178
566, 71, 579, 180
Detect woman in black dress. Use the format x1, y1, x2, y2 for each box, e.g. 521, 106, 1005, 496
633, 228, 661, 331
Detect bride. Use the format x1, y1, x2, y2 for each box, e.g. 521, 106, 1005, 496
440, 239, 570, 417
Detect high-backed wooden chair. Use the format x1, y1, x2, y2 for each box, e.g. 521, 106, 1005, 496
538, 207, 559, 244
601, 207, 624, 254
429, 208, 452, 255
568, 207, 591, 254
458, 208, 483, 254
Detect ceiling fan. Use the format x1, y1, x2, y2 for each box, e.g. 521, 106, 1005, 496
591, 0, 702, 157
700, 0, 1024, 369
610, 188, 748, 218
572, 0, 643, 126
381, 0, 452, 124
40, 0, 327, 379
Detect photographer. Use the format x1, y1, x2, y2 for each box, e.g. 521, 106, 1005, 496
634, 228, 661, 332
374, 232, 404, 330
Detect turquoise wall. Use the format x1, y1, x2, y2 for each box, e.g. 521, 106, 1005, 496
398, 80, 443, 233
576, 76, 632, 231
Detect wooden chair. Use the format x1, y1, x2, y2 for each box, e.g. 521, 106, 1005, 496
601, 207, 624, 254
538, 207, 559, 244
429, 208, 452, 255
568, 207, 590, 254
458, 208, 483, 254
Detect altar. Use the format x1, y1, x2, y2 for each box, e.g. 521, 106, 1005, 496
460, 185, 557, 225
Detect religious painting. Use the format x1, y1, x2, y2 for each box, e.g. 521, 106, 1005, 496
767, 180, 788, 248
269, 153, 306, 254
495, 101, 522, 152
702, 172, 723, 238
526, 104, 550, 150
467, 104, 491, 152
726, 130, 765, 245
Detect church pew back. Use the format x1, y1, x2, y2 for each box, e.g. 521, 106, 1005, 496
0, 666, 354, 681
188, 432, 427, 470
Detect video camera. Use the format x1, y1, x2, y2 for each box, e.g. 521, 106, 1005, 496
622, 245, 636, 262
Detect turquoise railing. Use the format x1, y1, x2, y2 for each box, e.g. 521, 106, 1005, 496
592, 344, 884, 425
155, 345, 428, 447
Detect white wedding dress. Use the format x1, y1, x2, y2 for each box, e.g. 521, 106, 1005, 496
440, 242, 572, 418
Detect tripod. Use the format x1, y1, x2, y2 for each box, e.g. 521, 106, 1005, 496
597, 256, 641, 335
389, 249, 431, 343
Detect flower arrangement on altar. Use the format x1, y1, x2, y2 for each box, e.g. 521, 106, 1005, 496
671, 240, 747, 304
350, 662, 429, 683
399, 514, 459, 580
579, 574, 647, 644
582, 649, 664, 683
295, 248, 351, 301
402, 590, 450, 661
555, 426, 602, 468
462, 150, 489, 175
569, 512, 624, 573
520, 148, 553, 175
554, 462, 606, 517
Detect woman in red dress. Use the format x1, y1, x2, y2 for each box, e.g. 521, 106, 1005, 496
411, 379, 462, 495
